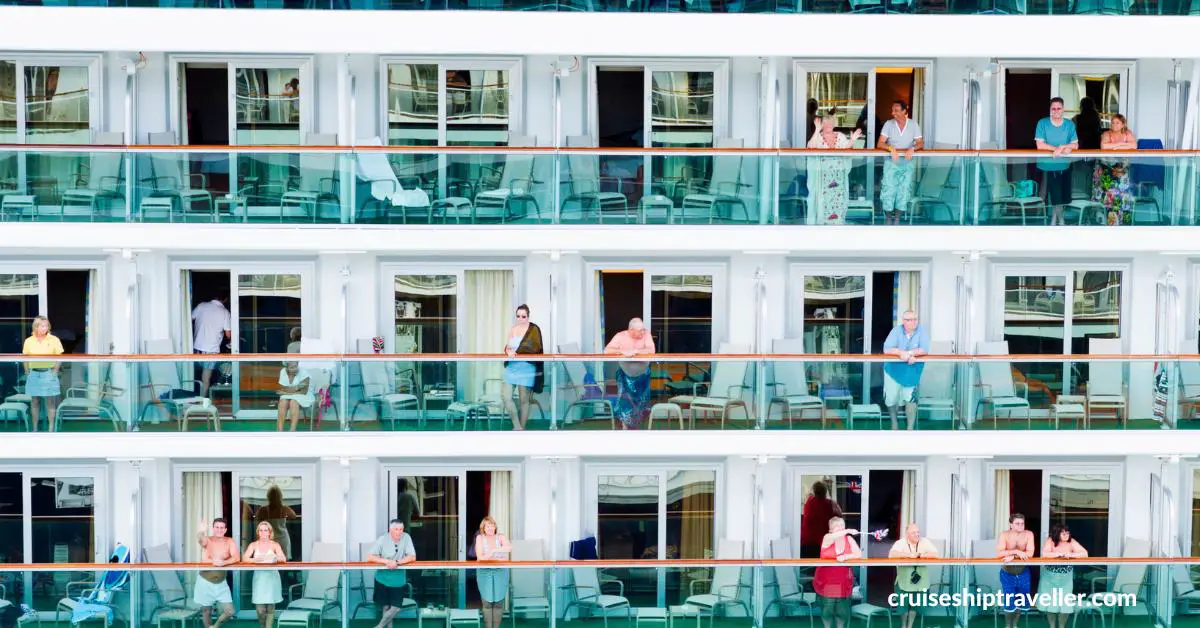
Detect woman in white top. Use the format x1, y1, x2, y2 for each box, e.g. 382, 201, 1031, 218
807, 115, 863, 225
276, 362, 313, 431
244, 521, 286, 628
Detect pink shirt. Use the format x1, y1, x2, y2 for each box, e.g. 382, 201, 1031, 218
606, 330, 656, 354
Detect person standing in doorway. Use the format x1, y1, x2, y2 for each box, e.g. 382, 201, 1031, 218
192, 292, 231, 397
882, 310, 930, 430
195, 517, 239, 628
23, 316, 64, 432
1035, 98, 1080, 226
243, 521, 286, 628
877, 101, 924, 225
1037, 522, 1088, 628
474, 516, 512, 628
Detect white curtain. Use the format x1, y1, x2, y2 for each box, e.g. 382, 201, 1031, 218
489, 471, 512, 537
910, 68, 926, 125
895, 271, 920, 325
182, 271, 194, 353
183, 472, 224, 563
464, 270, 513, 400
899, 470, 917, 533
994, 469, 1011, 538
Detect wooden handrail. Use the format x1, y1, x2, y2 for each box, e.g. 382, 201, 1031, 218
2, 557, 1197, 569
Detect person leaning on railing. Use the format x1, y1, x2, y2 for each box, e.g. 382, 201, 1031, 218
876, 100, 924, 226
1095, 114, 1138, 226
368, 519, 417, 628
22, 315, 63, 433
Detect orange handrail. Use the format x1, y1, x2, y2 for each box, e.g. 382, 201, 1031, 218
0, 352, 1189, 361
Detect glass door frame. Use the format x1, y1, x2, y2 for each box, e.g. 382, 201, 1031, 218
382, 463, 524, 609
0, 261, 107, 353
787, 261, 931, 401
987, 262, 1129, 396
994, 60, 1134, 149
377, 57, 524, 146
0, 54, 103, 145
1182, 463, 1200, 558
791, 60, 933, 150
172, 463, 318, 619
583, 261, 728, 353
983, 461, 1122, 558
786, 461, 925, 551
584, 463, 723, 607
170, 260, 317, 418
0, 463, 109, 607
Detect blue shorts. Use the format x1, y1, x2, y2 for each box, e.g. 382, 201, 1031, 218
194, 349, 218, 370
999, 568, 1031, 613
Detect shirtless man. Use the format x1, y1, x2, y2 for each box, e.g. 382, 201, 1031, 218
195, 517, 239, 628
995, 513, 1036, 626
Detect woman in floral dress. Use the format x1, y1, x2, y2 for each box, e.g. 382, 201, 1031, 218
807, 115, 863, 225
1094, 114, 1137, 225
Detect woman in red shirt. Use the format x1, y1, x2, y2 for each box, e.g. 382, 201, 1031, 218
800, 481, 842, 558
813, 516, 861, 628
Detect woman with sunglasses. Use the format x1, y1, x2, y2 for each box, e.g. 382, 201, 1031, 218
502, 304, 543, 431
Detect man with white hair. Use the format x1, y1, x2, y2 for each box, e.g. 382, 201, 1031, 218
888, 523, 939, 628
605, 318, 656, 429
882, 310, 929, 430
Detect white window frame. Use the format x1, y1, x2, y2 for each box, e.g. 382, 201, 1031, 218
1183, 463, 1200, 557
0, 54, 103, 143
585, 461, 724, 592
994, 60, 1135, 149
587, 58, 729, 148
377, 260, 525, 354
987, 261, 1129, 343
0, 464, 110, 606
377, 57, 524, 145
583, 260, 728, 354
791, 59, 934, 149
983, 461, 1123, 558
0, 260, 108, 354
172, 462, 318, 617
168, 55, 316, 145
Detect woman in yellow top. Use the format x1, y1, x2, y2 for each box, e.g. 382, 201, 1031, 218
23, 316, 64, 432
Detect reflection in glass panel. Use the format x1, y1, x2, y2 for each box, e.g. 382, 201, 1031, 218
0, 473, 22, 565
598, 474, 659, 560
803, 275, 866, 400
1192, 469, 1200, 557
398, 475, 460, 606
1058, 73, 1121, 128
0, 274, 38, 403
651, 71, 714, 200
666, 470, 715, 560
1048, 473, 1109, 557
0, 62, 14, 210
650, 275, 712, 353
445, 69, 509, 146
238, 274, 302, 413
1003, 275, 1067, 406
239, 475, 303, 611
235, 68, 301, 205
387, 63, 439, 194
798, 473, 862, 557
26, 66, 90, 206
1072, 270, 1121, 391
807, 72, 868, 138
31, 476, 94, 610
394, 274, 457, 394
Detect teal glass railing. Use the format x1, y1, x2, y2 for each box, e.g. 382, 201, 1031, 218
0, 353, 1194, 432
0, 0, 1191, 13
2, 146, 1189, 225
0, 558, 1190, 628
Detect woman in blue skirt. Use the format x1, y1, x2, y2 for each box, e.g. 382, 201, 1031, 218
475, 516, 512, 628
502, 305, 544, 430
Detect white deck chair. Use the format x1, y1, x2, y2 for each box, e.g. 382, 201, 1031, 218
62, 132, 125, 220
57, 361, 127, 431
763, 537, 815, 627
143, 544, 202, 628
561, 135, 629, 222
1087, 538, 1151, 623
685, 539, 751, 627
562, 566, 631, 627
138, 339, 208, 428
143, 132, 214, 219
473, 136, 542, 222
286, 542, 345, 619
974, 341, 1031, 428
352, 542, 415, 619
556, 343, 614, 426
907, 150, 958, 224
280, 133, 340, 222
510, 540, 551, 627
1086, 337, 1128, 427
668, 343, 753, 428
766, 338, 825, 428
680, 138, 750, 223
1172, 560, 1200, 614
356, 136, 431, 222
980, 158, 1046, 225
915, 341, 956, 426
970, 540, 1003, 627
349, 361, 419, 427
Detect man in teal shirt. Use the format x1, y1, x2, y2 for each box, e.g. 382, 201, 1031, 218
368, 520, 417, 628
1034, 97, 1079, 226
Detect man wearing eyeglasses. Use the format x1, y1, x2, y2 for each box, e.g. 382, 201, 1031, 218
1035, 97, 1079, 226
882, 310, 929, 430
888, 524, 939, 628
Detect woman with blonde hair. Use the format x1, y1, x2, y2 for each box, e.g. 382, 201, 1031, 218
474, 516, 512, 628
813, 516, 862, 628
1095, 113, 1137, 225
244, 520, 286, 628
255, 485, 299, 559
23, 315, 64, 432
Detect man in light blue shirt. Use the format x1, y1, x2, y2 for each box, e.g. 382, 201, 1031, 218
1034, 97, 1079, 226
877, 100, 924, 225
882, 310, 930, 430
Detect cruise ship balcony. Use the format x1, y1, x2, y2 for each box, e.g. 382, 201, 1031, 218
0, 147, 1190, 226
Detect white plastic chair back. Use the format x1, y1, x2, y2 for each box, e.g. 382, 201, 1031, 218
976, 341, 1016, 398
1088, 337, 1124, 395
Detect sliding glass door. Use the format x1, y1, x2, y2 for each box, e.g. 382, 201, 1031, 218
990, 466, 1117, 557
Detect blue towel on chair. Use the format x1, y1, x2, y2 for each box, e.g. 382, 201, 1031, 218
71, 600, 113, 626
1131, 138, 1164, 188
569, 536, 598, 560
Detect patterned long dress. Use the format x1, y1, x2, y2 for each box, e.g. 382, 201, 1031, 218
1093, 159, 1132, 225
807, 132, 853, 225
